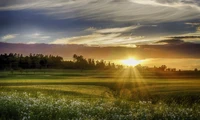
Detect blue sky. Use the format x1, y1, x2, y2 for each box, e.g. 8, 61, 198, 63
0, 0, 200, 46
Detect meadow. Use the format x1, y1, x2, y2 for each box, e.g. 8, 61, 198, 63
0, 69, 200, 120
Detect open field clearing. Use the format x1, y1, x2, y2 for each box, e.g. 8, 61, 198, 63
0, 69, 200, 119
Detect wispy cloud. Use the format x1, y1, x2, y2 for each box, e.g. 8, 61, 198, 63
51, 33, 120, 45
1, 32, 51, 43
0, 0, 200, 23
28, 33, 51, 41
156, 39, 185, 45
185, 22, 200, 26
1, 34, 18, 41
95, 26, 139, 34
51, 26, 147, 46
130, 0, 200, 8
179, 24, 200, 37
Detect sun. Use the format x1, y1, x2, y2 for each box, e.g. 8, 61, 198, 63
121, 58, 142, 66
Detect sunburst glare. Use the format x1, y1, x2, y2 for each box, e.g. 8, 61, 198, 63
121, 58, 142, 66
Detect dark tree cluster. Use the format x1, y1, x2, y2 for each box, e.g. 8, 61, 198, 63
63, 54, 121, 70
135, 64, 178, 72
0, 53, 63, 70
0, 53, 121, 70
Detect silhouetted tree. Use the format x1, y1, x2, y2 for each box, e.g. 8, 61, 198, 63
159, 65, 167, 71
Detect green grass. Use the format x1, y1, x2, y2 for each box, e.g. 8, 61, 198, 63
0, 90, 199, 120
0, 69, 200, 119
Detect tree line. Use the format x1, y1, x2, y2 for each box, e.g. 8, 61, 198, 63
0, 53, 122, 70
0, 53, 198, 72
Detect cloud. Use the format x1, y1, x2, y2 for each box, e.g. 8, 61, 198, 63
1, 34, 18, 41
166, 36, 200, 43
52, 33, 146, 46
1, 32, 51, 43
27, 41, 36, 44
28, 33, 51, 41
163, 23, 200, 43
169, 36, 200, 39
95, 26, 139, 34
130, 0, 200, 7
185, 22, 200, 26
0, 0, 200, 23
52, 33, 122, 45
85, 27, 97, 32
197, 26, 200, 32
51, 26, 146, 46
156, 39, 185, 44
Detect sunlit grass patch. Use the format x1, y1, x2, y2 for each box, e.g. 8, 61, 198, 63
2, 85, 114, 98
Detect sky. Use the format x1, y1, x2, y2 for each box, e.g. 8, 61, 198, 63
0, 0, 200, 45
0, 0, 200, 69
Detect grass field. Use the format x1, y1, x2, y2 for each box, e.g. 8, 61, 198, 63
0, 69, 200, 119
